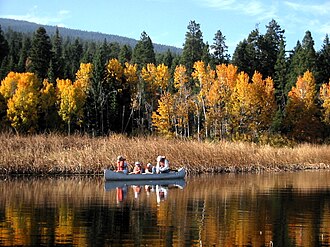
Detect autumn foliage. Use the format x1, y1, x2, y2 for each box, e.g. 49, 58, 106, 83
285, 71, 322, 141
0, 59, 329, 143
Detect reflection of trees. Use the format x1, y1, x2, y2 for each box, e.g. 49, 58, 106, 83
0, 173, 330, 246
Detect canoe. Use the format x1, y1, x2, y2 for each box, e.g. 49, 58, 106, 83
104, 167, 186, 181
104, 179, 186, 191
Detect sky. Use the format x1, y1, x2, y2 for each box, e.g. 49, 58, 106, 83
0, 0, 330, 56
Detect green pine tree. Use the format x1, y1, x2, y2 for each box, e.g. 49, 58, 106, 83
286, 31, 317, 95
211, 30, 230, 65
316, 34, 330, 86
132, 31, 156, 69
109, 42, 120, 59
180, 20, 205, 74
27, 27, 52, 80
272, 39, 288, 132
232, 38, 256, 77
0, 25, 9, 65
260, 19, 285, 78
50, 27, 64, 82
118, 44, 132, 64
17, 36, 31, 72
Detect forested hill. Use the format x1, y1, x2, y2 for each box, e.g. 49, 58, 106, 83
0, 18, 182, 54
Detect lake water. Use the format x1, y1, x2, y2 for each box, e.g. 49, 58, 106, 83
1, 170, 330, 246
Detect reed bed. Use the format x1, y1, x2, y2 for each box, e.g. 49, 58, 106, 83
1, 133, 330, 175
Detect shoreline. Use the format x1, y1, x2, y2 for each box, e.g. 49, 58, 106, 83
1, 133, 330, 176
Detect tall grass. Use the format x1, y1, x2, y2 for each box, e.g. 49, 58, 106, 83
1, 133, 330, 175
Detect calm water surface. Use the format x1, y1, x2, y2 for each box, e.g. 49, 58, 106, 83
1, 171, 330, 246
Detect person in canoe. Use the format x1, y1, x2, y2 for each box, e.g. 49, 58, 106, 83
145, 163, 155, 174
116, 155, 128, 174
130, 161, 142, 174
156, 155, 170, 173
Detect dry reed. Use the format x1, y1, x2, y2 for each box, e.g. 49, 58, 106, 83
1, 133, 330, 175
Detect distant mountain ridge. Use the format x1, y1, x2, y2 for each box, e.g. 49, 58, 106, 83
0, 18, 182, 54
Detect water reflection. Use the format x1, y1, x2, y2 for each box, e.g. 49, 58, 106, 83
0, 171, 330, 246
105, 179, 186, 204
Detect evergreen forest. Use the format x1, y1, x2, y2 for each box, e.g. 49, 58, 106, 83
1, 19, 330, 144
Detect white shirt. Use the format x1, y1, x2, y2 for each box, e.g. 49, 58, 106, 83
156, 159, 169, 173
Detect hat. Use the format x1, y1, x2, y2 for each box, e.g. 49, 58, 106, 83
135, 161, 141, 166
117, 155, 125, 161
156, 155, 165, 162
147, 163, 152, 167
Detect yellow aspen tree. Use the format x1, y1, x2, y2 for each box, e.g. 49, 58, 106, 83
56, 78, 73, 124
174, 65, 189, 90
124, 62, 139, 107
141, 63, 157, 129
207, 64, 238, 138
0, 72, 21, 100
124, 62, 139, 98
72, 82, 86, 127
106, 59, 123, 83
285, 70, 322, 141
123, 62, 140, 132
56, 78, 85, 134
6, 72, 41, 133
320, 80, 330, 125
152, 92, 174, 137
173, 65, 191, 137
141, 63, 170, 132
75, 63, 93, 91
74, 63, 93, 110
212, 64, 238, 106
206, 74, 220, 138
105, 58, 125, 132
141, 63, 156, 90
192, 61, 215, 139
228, 71, 276, 140
249, 72, 276, 135
155, 63, 170, 93
228, 71, 250, 139
0, 72, 19, 128
38, 78, 57, 130
141, 63, 170, 95
40, 79, 56, 112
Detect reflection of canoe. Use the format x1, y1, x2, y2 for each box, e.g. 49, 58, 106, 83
104, 167, 186, 181
104, 179, 186, 191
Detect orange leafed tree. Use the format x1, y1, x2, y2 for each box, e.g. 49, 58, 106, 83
285, 70, 322, 141
207, 64, 238, 138
229, 71, 250, 137
228, 71, 276, 140
192, 61, 215, 139
249, 72, 276, 133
